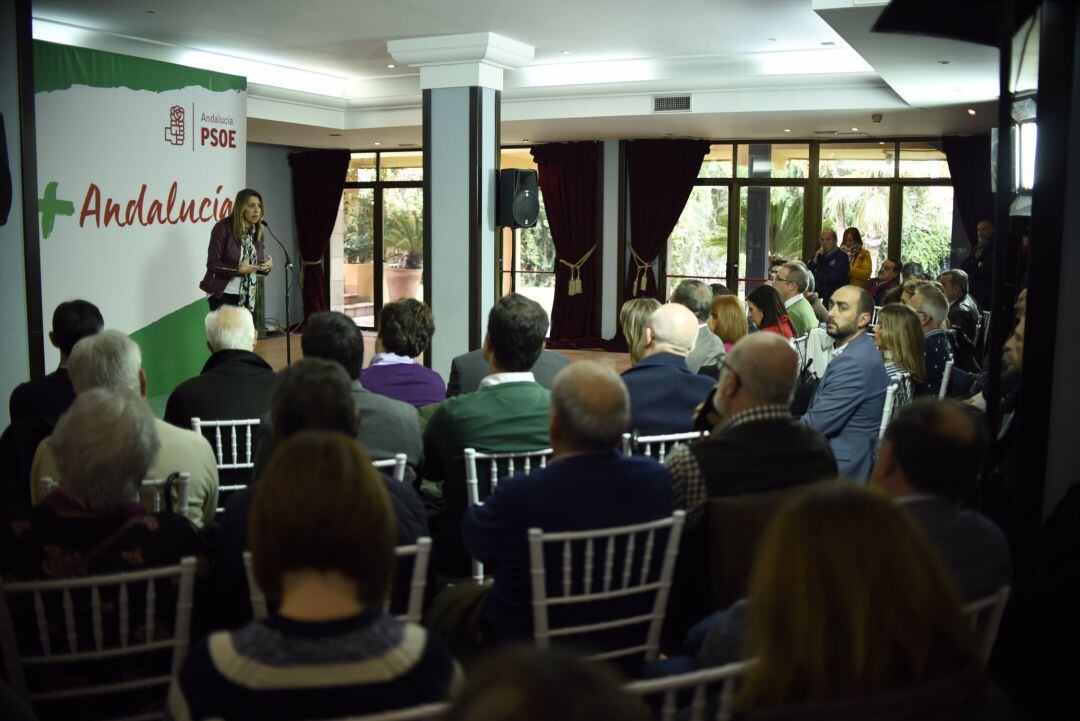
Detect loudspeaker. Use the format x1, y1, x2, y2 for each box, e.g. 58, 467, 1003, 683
497, 168, 540, 228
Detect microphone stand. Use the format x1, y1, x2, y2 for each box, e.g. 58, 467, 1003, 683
262, 221, 294, 366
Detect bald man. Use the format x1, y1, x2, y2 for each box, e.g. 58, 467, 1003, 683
620, 303, 715, 435
666, 332, 837, 531
462, 361, 674, 643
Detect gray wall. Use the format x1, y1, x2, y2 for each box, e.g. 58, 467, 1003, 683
0, 2, 31, 428
247, 142, 303, 332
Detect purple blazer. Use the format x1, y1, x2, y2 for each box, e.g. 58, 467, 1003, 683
199, 218, 268, 297
360, 360, 447, 408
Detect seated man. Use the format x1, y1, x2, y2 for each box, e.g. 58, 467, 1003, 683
462, 361, 673, 642
446, 344, 567, 398
425, 293, 553, 577
251, 311, 422, 484
164, 305, 277, 431
800, 285, 890, 482
907, 282, 954, 396
621, 303, 715, 435
770, 263, 818, 337
869, 259, 900, 306
30, 331, 219, 528
671, 279, 725, 373
9, 299, 103, 428
939, 268, 982, 372
214, 358, 429, 629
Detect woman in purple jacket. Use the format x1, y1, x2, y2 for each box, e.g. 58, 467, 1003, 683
361, 298, 446, 407
199, 188, 272, 311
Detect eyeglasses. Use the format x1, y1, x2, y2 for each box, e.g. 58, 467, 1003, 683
717, 358, 742, 388
773, 274, 793, 284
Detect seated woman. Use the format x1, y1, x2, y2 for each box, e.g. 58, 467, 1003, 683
708, 295, 749, 353
746, 285, 795, 339
873, 304, 925, 407
169, 431, 459, 720
360, 298, 446, 407
619, 297, 662, 365
734, 485, 1013, 720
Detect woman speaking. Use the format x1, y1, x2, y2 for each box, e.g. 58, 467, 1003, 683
199, 188, 273, 310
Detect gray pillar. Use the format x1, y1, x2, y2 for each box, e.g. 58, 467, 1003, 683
745, 144, 773, 293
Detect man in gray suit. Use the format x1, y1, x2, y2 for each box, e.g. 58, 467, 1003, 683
446, 347, 568, 397
251, 311, 423, 483
670, 279, 725, 374
872, 398, 1011, 600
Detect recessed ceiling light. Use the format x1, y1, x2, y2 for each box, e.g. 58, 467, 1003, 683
821, 41, 836, 46
878, 141, 885, 145
561, 50, 572, 55
521, 139, 530, 143
783, 129, 791, 133
967, 108, 977, 116
851, 127, 859, 131
938, 59, 951, 65
387, 63, 395, 69
373, 141, 381, 146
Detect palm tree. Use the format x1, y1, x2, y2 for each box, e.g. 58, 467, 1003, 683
384, 209, 423, 269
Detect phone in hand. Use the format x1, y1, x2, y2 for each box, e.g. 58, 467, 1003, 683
694, 387, 719, 432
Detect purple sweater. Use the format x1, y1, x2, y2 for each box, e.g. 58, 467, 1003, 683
360, 359, 447, 408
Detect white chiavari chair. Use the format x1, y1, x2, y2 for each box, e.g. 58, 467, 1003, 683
964, 585, 1011, 663
624, 659, 757, 721
938, 358, 955, 399
621, 431, 708, 463
191, 417, 260, 512
38, 474, 191, 517
372, 453, 408, 482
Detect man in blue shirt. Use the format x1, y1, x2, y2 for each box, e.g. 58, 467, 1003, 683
806, 228, 850, 305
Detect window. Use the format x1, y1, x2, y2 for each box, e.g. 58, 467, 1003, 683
666, 186, 730, 287
500, 147, 556, 324
821, 185, 890, 273
899, 141, 951, 179
901, 186, 955, 275
819, 142, 895, 179
736, 143, 810, 178
739, 186, 804, 295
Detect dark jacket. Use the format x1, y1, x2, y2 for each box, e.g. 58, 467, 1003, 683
8, 366, 75, 429
948, 295, 983, 372
807, 248, 850, 304
621, 353, 715, 436
960, 245, 992, 309
199, 217, 268, 297
164, 350, 277, 431
445, 348, 568, 398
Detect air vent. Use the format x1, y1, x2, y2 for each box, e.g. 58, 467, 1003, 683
653, 95, 692, 113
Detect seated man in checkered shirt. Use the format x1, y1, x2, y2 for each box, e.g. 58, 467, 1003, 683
665, 331, 838, 531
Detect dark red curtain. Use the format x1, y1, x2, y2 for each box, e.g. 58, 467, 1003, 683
288, 149, 350, 319
943, 135, 994, 246
624, 139, 711, 303
531, 142, 602, 347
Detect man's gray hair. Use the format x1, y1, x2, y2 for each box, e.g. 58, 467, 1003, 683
939, 268, 969, 295
51, 388, 160, 513
551, 361, 630, 450
206, 306, 257, 352
791, 259, 815, 293
670, 279, 713, 322
68, 330, 142, 394
913, 283, 949, 325
781, 262, 809, 293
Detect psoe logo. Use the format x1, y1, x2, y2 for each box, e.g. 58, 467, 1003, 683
165, 105, 185, 146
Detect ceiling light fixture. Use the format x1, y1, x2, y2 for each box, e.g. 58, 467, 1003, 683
387, 63, 395, 69
373, 141, 381, 146
561, 50, 572, 55
783, 129, 791, 133
821, 41, 836, 46
768, 38, 777, 42
938, 59, 951, 65
967, 108, 977, 116
851, 127, 859, 131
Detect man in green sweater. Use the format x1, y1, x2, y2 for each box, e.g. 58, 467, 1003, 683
424, 293, 553, 578
772, 262, 820, 337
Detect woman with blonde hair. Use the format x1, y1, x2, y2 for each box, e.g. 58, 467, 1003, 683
736, 485, 1011, 719
708, 295, 749, 352
842, 226, 873, 288
873, 304, 925, 407
199, 188, 273, 311
619, 297, 662, 365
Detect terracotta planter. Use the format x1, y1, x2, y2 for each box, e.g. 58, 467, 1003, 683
385, 268, 422, 301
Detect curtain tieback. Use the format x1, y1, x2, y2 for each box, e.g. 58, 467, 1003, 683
630, 247, 653, 296
557, 245, 597, 297
299, 258, 322, 289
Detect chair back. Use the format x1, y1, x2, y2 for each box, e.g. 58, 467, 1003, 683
335, 703, 449, 721
938, 358, 955, 399
245, 538, 433, 624
372, 453, 408, 482
191, 417, 260, 512
964, 585, 1011, 663
624, 659, 756, 721
38, 474, 191, 517
0, 557, 198, 720
871, 305, 882, 326
527, 511, 686, 666
621, 431, 708, 463
791, 333, 810, 368
878, 383, 899, 439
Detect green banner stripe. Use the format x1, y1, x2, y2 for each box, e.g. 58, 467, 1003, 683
129, 298, 212, 399
34, 41, 246, 94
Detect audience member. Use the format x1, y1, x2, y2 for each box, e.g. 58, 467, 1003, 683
9, 299, 103, 428
871, 399, 1011, 600
901, 261, 925, 282
1014, 286, 1027, 321
800, 286, 890, 481
252, 311, 422, 484
359, 298, 446, 407
710, 282, 732, 298
214, 358, 429, 629
873, 304, 925, 407
907, 282, 954, 397
164, 306, 276, 430
620, 297, 663, 365
621, 303, 714, 435
708, 295, 749, 352
30, 331, 219, 527
169, 432, 458, 720
424, 294, 553, 577
733, 486, 1012, 719
869, 258, 900, 305
671, 279, 726, 373
769, 262, 817, 336
791, 259, 828, 322
939, 268, 982, 371
841, 226, 872, 287
460, 362, 672, 648
667, 333, 836, 530
960, 218, 994, 307
746, 285, 795, 339
806, 228, 849, 304
445, 647, 647, 721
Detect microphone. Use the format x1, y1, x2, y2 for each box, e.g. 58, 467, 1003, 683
260, 219, 292, 270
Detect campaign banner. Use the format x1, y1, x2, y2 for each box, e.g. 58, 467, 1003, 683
34, 40, 246, 397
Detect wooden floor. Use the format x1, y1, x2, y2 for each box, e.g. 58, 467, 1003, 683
254, 333, 631, 375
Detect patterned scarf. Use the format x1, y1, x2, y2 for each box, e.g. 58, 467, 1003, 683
237, 227, 258, 312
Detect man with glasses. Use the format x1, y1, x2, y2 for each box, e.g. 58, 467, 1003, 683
806, 229, 849, 305
800, 285, 890, 482
906, 282, 954, 397
769, 262, 818, 336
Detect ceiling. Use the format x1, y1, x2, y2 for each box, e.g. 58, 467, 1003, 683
31, 0, 1003, 146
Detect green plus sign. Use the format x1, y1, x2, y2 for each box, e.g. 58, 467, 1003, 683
38, 181, 75, 240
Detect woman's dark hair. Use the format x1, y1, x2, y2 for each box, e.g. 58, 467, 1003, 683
746, 284, 788, 330
842, 226, 863, 250
378, 299, 435, 358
